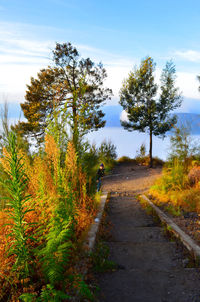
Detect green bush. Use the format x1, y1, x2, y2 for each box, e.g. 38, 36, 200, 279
98, 139, 117, 167
0, 132, 33, 280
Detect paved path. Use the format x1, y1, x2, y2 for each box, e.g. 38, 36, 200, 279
96, 163, 200, 302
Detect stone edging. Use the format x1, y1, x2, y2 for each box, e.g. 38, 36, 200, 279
84, 192, 108, 251
140, 194, 200, 261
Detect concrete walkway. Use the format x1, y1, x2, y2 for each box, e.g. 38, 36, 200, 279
96, 164, 200, 302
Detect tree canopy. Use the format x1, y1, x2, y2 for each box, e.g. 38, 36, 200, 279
16, 42, 112, 149
119, 57, 182, 167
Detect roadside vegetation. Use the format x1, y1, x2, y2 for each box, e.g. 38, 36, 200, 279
117, 143, 164, 167
0, 43, 116, 301
150, 126, 200, 217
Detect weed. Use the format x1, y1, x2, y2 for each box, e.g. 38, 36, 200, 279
165, 204, 182, 216
117, 156, 136, 163
0, 132, 34, 280
91, 241, 117, 273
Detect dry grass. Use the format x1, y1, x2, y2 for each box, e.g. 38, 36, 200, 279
117, 155, 164, 167
150, 162, 200, 214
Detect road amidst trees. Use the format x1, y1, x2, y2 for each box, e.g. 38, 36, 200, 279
0, 43, 188, 300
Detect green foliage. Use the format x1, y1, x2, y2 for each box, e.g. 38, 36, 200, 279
0, 132, 33, 279
80, 139, 117, 194
152, 159, 188, 194
45, 102, 69, 154
136, 143, 146, 157
149, 125, 200, 216
120, 57, 158, 133
117, 156, 136, 163
168, 125, 198, 173
0, 102, 108, 299
0, 163, 11, 209
0, 104, 30, 209
92, 241, 117, 273
73, 277, 95, 301
20, 293, 37, 302
38, 284, 71, 302
155, 127, 198, 193
168, 159, 188, 190
16, 42, 112, 149
38, 194, 75, 287
81, 143, 99, 193
20, 285, 71, 302
165, 204, 182, 216
98, 139, 117, 169
159, 126, 199, 192
119, 57, 182, 167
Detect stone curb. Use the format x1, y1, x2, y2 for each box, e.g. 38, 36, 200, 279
140, 194, 200, 261
71, 193, 108, 301
84, 191, 108, 251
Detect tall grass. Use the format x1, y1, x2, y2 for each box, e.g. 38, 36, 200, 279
150, 126, 200, 214
0, 128, 117, 300
0, 132, 33, 280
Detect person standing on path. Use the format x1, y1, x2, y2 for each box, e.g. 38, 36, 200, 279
97, 163, 105, 192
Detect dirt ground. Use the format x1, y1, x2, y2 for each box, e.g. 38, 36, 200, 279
102, 162, 162, 194
95, 163, 200, 302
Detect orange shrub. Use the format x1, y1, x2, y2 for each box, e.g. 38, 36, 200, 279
45, 134, 60, 187
188, 166, 200, 185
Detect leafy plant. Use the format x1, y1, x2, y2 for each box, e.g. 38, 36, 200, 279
20, 284, 71, 302
136, 143, 146, 157
92, 241, 117, 273
98, 140, 117, 161
38, 202, 74, 287
0, 131, 34, 280
168, 125, 198, 173
0, 120, 101, 300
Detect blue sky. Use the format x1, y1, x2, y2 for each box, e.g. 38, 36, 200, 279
1, 0, 200, 114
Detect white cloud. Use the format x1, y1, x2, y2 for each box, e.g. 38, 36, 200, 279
104, 60, 135, 99
0, 22, 55, 103
120, 110, 128, 122
174, 50, 200, 62
0, 21, 138, 104
176, 71, 199, 99
0, 34, 52, 65
0, 54, 48, 65
0, 20, 200, 111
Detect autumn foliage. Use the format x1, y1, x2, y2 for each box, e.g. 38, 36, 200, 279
0, 133, 96, 301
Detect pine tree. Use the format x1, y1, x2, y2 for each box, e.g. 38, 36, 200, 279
120, 57, 182, 167
16, 43, 112, 151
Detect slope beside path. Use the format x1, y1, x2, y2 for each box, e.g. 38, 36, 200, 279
96, 163, 200, 302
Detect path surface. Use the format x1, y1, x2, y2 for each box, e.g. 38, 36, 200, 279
96, 163, 200, 302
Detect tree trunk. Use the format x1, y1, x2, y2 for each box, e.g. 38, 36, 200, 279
149, 130, 153, 168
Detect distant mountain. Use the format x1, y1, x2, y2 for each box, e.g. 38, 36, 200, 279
103, 105, 200, 135
175, 113, 200, 134
2, 103, 200, 135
